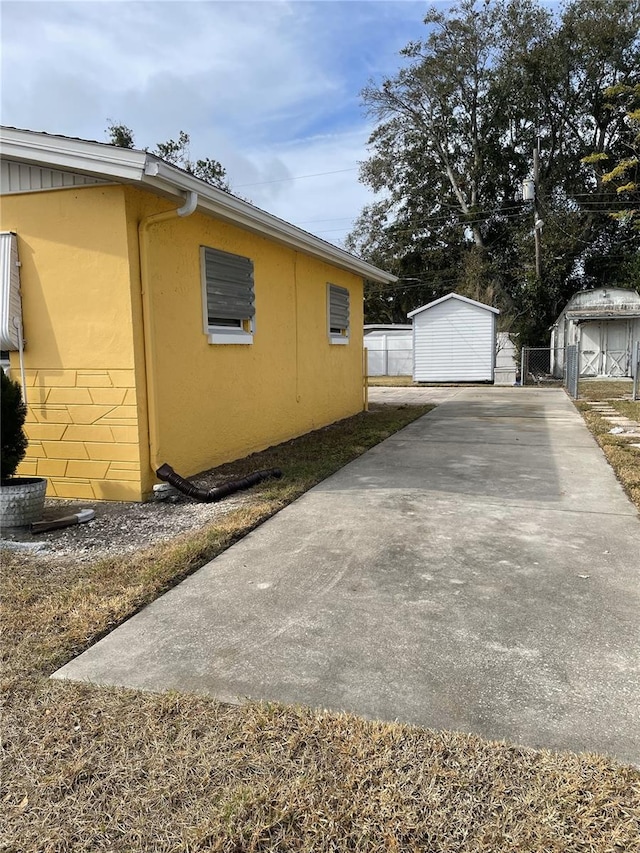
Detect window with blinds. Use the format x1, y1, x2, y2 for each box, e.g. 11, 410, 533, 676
328, 283, 350, 344
201, 246, 255, 344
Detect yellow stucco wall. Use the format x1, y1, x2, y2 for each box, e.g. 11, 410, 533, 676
1, 182, 365, 501
1, 186, 145, 500
123, 187, 364, 486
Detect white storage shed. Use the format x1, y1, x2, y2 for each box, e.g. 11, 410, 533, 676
550, 288, 640, 378
364, 324, 413, 376
408, 293, 499, 383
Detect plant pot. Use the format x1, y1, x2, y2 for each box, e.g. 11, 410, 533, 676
0, 477, 48, 528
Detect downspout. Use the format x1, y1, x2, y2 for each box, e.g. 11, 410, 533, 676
138, 190, 282, 501
14, 317, 27, 406
138, 191, 198, 474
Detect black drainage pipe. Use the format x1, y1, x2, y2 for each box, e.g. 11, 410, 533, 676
155, 463, 282, 503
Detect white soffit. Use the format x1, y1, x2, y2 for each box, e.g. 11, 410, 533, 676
1, 159, 109, 194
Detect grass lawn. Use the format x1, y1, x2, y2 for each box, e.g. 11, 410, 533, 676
578, 378, 637, 402
2, 402, 639, 851
575, 381, 640, 513
367, 375, 415, 386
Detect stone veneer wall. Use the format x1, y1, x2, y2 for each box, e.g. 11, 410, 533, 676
17, 368, 142, 501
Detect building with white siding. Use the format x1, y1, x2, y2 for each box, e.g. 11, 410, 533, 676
363, 325, 413, 376
408, 293, 498, 383
550, 288, 640, 378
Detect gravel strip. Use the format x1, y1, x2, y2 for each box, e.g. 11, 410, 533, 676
0, 472, 251, 564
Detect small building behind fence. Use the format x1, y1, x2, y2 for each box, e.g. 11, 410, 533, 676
364, 314, 517, 384
364, 325, 413, 376
408, 293, 499, 383
550, 288, 640, 378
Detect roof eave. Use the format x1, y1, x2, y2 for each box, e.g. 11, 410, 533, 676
1, 127, 397, 285
568, 311, 640, 321
143, 161, 397, 284
1, 127, 147, 182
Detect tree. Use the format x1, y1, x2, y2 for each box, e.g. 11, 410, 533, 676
107, 122, 134, 149
583, 83, 640, 229
349, 0, 640, 342
106, 123, 229, 190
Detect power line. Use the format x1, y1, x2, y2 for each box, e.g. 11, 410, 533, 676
315, 207, 530, 236
314, 198, 639, 238
235, 167, 358, 189
296, 215, 362, 225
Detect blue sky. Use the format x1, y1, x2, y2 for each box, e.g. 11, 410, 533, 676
1, 0, 436, 245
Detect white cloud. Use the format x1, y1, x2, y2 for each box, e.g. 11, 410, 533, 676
240, 127, 374, 246
1, 0, 427, 246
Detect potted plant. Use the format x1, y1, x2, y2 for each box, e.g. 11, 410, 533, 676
1, 370, 47, 527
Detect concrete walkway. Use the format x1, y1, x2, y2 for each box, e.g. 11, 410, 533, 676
54, 388, 640, 765
368, 385, 465, 406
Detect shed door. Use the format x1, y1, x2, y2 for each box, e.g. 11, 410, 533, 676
579, 323, 602, 376
604, 321, 629, 376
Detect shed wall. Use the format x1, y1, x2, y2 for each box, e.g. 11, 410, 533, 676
413, 299, 495, 382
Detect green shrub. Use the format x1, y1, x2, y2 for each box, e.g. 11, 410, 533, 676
1, 370, 28, 480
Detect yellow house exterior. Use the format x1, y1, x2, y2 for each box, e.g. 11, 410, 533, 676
0, 127, 396, 501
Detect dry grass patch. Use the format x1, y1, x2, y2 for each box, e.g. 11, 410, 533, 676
576, 399, 640, 513
367, 375, 415, 386
3, 685, 639, 852
3, 401, 639, 851
578, 379, 635, 401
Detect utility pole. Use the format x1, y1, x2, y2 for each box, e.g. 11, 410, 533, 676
522, 135, 543, 283
532, 136, 542, 282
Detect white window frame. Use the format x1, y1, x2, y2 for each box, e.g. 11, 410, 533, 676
200, 246, 255, 345
327, 283, 350, 345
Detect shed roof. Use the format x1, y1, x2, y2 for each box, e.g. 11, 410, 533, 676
0, 126, 397, 285
364, 324, 412, 332
553, 288, 640, 326
567, 309, 640, 321
407, 292, 499, 318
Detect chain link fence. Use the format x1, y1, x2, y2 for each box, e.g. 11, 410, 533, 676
520, 347, 564, 387
565, 345, 579, 398
520, 345, 580, 397
521, 343, 640, 400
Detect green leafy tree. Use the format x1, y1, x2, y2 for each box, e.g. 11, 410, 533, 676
349, 0, 640, 342
1, 371, 28, 480
106, 123, 229, 190
583, 83, 640, 229
107, 122, 135, 149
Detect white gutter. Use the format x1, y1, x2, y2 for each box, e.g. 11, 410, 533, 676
1, 126, 397, 285
143, 160, 398, 284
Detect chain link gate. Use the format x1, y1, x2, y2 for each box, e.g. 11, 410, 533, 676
565, 345, 579, 398
520, 346, 578, 398
520, 347, 563, 386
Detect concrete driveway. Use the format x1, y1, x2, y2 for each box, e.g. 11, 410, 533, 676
54, 388, 640, 765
